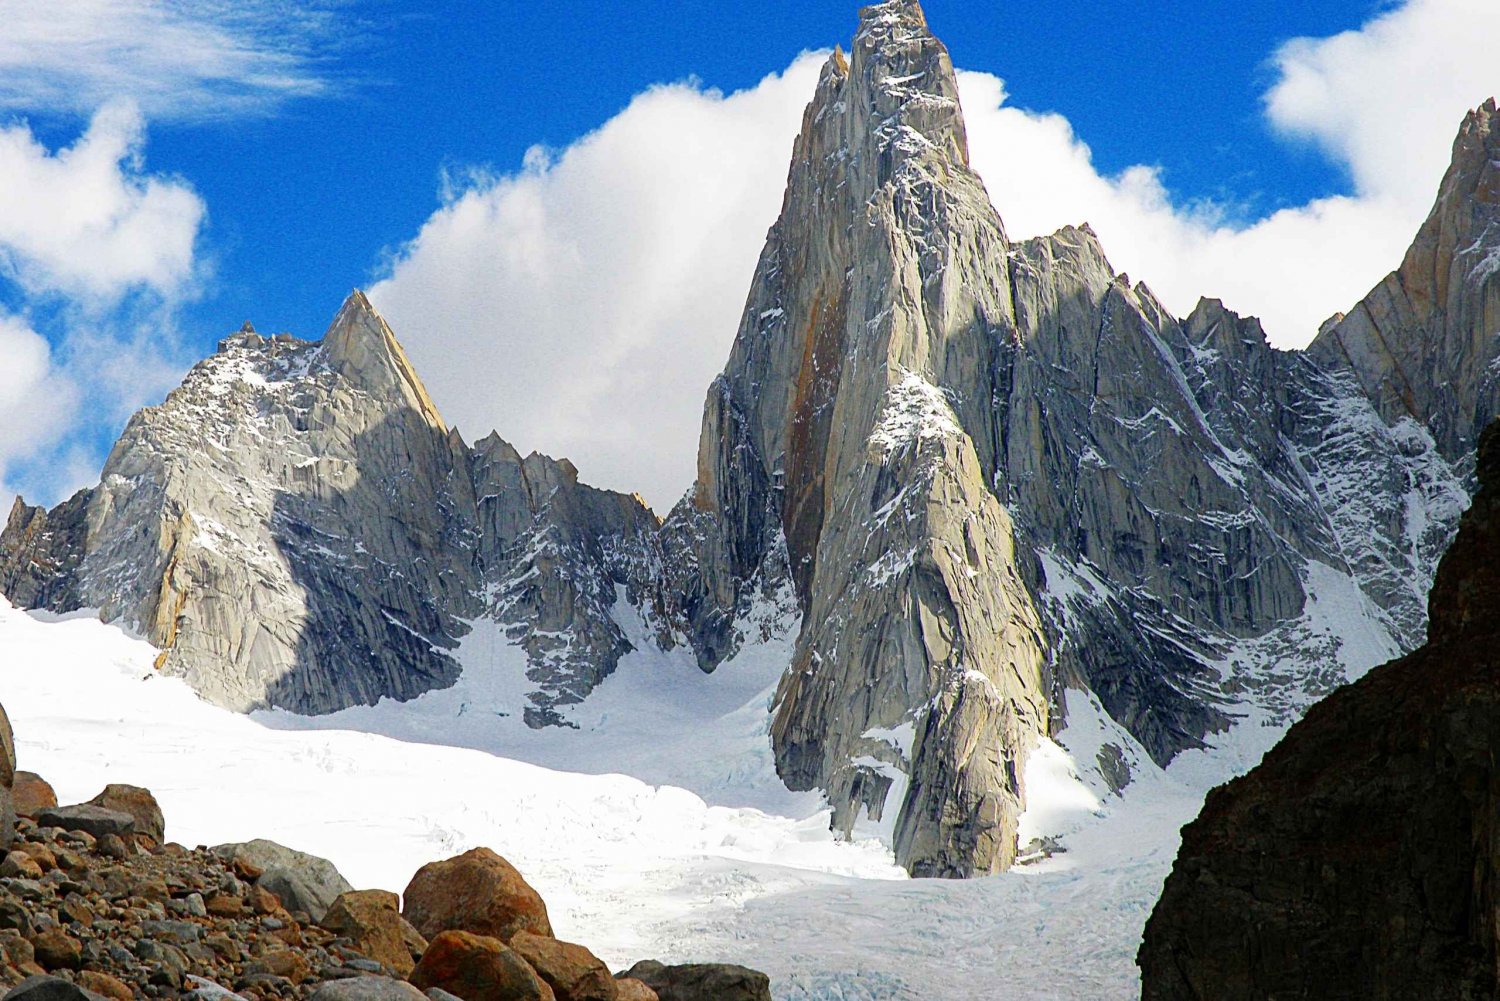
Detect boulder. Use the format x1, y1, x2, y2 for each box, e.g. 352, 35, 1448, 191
403, 848, 551, 942
618, 961, 770, 1001
34, 806, 133, 840
212, 839, 352, 923
74, 973, 131, 1001
307, 978, 427, 1001
509, 931, 616, 1001
410, 930, 555, 1001
28, 930, 81, 972
1, 977, 108, 1001
0, 702, 14, 789
10, 774, 55, 818
0, 852, 41, 880
611, 982, 657, 1001
320, 889, 426, 977
86, 785, 163, 844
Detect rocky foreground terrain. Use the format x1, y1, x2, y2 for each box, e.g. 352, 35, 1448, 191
1137, 422, 1500, 999
0, 708, 771, 1001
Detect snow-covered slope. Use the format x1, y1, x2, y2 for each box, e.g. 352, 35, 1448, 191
4, 589, 1346, 1001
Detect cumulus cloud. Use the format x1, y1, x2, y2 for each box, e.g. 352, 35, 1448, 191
0, 108, 204, 502
372, 0, 1500, 510
368, 56, 828, 510
0, 101, 203, 300
1266, 0, 1500, 207
958, 71, 1417, 346
0, 313, 76, 471
0, 0, 339, 121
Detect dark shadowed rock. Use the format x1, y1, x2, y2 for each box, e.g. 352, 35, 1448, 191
2, 976, 108, 1001
410, 930, 555, 1001
1138, 420, 1500, 1000
618, 961, 769, 1001
402, 848, 551, 943
34, 805, 133, 840
0, 703, 13, 790
87, 784, 164, 844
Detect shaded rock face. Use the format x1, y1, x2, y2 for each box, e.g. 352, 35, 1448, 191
662, 0, 1473, 874
0, 292, 666, 723
1137, 421, 1500, 1000
1311, 98, 1500, 463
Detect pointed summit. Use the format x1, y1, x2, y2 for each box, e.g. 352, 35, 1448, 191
322, 289, 447, 432
1310, 99, 1500, 458
849, 0, 968, 166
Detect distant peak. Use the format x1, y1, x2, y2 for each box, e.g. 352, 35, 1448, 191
846, 0, 967, 166
321, 289, 447, 432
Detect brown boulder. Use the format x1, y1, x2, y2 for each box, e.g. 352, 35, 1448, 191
612, 981, 658, 1001
11, 773, 56, 818
77, 971, 132, 1001
0, 852, 41, 880
510, 931, 616, 1001
27, 929, 81, 971
14, 843, 54, 872
402, 848, 552, 942
86, 784, 164, 844
320, 889, 427, 977
410, 930, 555, 1001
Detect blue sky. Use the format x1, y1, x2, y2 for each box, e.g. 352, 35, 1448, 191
108, 1, 1369, 339
0, 0, 1496, 508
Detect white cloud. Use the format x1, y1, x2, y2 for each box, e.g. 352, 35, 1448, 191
0, 107, 203, 503
957, 70, 1418, 346
368, 56, 828, 511
0, 0, 338, 121
373, 1, 1500, 510
0, 313, 78, 493
1266, 0, 1500, 207
0, 101, 204, 300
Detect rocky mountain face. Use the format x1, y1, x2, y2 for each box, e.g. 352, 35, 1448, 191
1137, 421, 1500, 1001
0, 292, 664, 725
0, 0, 1496, 880
663, 0, 1470, 875
1310, 98, 1500, 464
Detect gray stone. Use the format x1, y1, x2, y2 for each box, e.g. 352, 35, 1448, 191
1, 977, 108, 1001
307, 978, 428, 1001
213, 839, 352, 922
185, 976, 251, 1001
34, 806, 133, 840
620, 960, 771, 1001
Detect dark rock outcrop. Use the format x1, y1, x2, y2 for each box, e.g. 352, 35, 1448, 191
1138, 421, 1500, 1000
617, 961, 770, 1001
